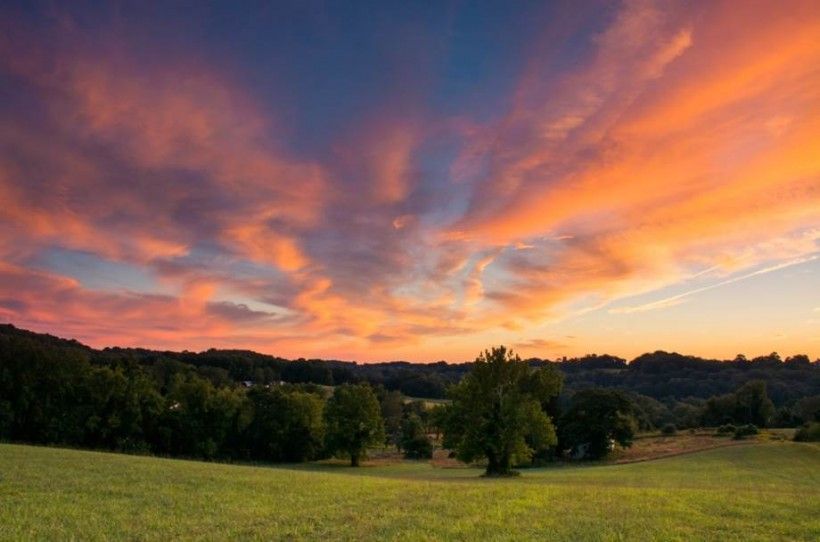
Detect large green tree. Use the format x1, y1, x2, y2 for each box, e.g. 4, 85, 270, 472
324, 383, 385, 466
245, 386, 325, 462
794, 395, 820, 423
559, 388, 638, 459
701, 380, 775, 427
734, 380, 775, 426
443, 346, 561, 476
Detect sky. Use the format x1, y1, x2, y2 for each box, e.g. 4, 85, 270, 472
0, 0, 818, 362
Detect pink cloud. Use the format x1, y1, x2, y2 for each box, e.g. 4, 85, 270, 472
0, 1, 818, 360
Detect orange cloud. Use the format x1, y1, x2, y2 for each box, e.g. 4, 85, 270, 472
445, 0, 820, 328
0, 27, 326, 269
0, 1, 818, 360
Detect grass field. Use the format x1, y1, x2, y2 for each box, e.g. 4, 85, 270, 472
1, 442, 818, 541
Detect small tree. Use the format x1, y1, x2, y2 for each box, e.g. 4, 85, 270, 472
661, 423, 677, 436
559, 389, 638, 459
733, 424, 759, 440
442, 346, 561, 476
794, 395, 820, 424
378, 388, 405, 450
794, 422, 820, 442
734, 380, 774, 427
428, 404, 449, 441
324, 383, 385, 466
716, 424, 736, 435
245, 387, 325, 462
400, 413, 433, 459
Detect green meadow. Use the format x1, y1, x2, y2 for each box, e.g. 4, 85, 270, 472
1, 442, 818, 541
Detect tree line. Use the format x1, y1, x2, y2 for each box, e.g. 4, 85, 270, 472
0, 327, 382, 463
27, 327, 813, 404
4, 324, 815, 405
1, 324, 818, 473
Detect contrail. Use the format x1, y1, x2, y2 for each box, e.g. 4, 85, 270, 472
609, 254, 818, 315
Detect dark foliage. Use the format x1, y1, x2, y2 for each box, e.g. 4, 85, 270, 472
661, 423, 677, 435
559, 389, 638, 459
3, 326, 818, 407
0, 325, 332, 463
323, 383, 385, 466
793, 395, 820, 423
793, 422, 820, 442
716, 424, 736, 435
243, 387, 325, 462
376, 388, 405, 449
700, 380, 775, 427
400, 414, 433, 459
1, 324, 819, 468
442, 347, 561, 476
733, 424, 759, 439
556, 351, 819, 410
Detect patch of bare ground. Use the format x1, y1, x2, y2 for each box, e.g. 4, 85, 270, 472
315, 449, 405, 467
429, 448, 472, 469
610, 431, 752, 464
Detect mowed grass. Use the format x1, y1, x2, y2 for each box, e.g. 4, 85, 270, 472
1, 442, 818, 541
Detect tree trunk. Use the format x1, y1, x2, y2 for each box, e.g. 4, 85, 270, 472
485, 451, 513, 476
350, 453, 360, 467
485, 451, 497, 475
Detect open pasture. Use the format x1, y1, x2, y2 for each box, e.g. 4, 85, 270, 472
1, 442, 818, 540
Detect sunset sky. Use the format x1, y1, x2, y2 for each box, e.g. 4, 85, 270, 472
0, 0, 818, 362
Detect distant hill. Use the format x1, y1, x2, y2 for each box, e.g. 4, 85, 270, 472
1, 323, 818, 404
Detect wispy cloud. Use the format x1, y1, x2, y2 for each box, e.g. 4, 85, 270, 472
514, 338, 569, 352
610, 255, 818, 315
0, 1, 818, 359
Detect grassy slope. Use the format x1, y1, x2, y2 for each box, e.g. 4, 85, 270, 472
1, 443, 818, 541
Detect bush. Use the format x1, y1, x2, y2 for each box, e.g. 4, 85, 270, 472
733, 424, 759, 439
660, 423, 677, 435
403, 435, 434, 459
793, 422, 820, 442
400, 413, 434, 459
716, 424, 736, 435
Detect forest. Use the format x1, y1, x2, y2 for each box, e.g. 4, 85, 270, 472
1, 323, 818, 466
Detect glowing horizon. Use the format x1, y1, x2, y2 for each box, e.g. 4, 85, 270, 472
0, 1, 818, 362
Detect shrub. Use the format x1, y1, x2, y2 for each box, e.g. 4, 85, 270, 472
793, 422, 820, 442
400, 414, 433, 459
716, 424, 736, 435
403, 435, 434, 459
733, 424, 759, 439
661, 423, 677, 435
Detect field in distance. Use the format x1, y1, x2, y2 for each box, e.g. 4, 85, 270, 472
1, 441, 818, 541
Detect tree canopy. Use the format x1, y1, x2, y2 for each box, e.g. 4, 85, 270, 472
443, 346, 561, 476
245, 387, 325, 462
323, 383, 385, 466
701, 380, 775, 427
559, 388, 638, 460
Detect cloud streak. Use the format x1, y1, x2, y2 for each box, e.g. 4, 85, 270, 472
609, 255, 819, 315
